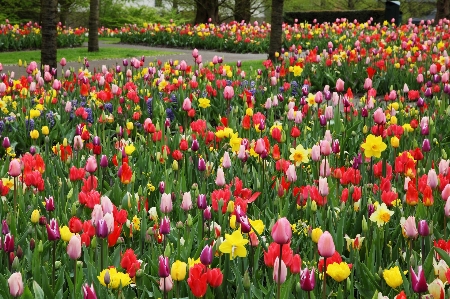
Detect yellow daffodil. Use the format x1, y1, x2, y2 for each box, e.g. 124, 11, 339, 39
249, 219, 264, 235
125, 144, 135, 155
361, 134, 387, 158
132, 215, 140, 231
219, 230, 248, 259
383, 266, 403, 288
289, 144, 309, 166
369, 203, 394, 227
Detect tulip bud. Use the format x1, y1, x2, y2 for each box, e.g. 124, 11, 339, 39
243, 271, 251, 290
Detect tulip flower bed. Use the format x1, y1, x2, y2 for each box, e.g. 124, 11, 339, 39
2, 18, 450, 299
0, 20, 86, 52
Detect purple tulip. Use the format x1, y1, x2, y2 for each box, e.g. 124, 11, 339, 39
82, 283, 97, 299
239, 215, 251, 233
203, 206, 212, 220
100, 155, 108, 168
200, 245, 213, 266
300, 268, 316, 291
191, 139, 199, 152
96, 219, 108, 239
198, 158, 206, 172
158, 256, 170, 278
197, 194, 207, 210
422, 139, 431, 152
2, 220, 9, 235
93, 136, 100, 146
2, 137, 10, 149
123, 59, 128, 67
417, 97, 425, 108
418, 220, 429, 237
160, 216, 170, 235
361, 107, 368, 118
3, 233, 14, 252
319, 115, 327, 127
424, 87, 432, 98
411, 266, 428, 293
45, 196, 55, 212
332, 140, 340, 154
47, 219, 61, 241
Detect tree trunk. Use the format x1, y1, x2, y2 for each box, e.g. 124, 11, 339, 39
88, 0, 100, 52
234, 0, 252, 23
268, 0, 284, 61
194, 0, 219, 24
173, 0, 179, 12
348, 0, 355, 9
40, 0, 58, 70
436, 0, 450, 21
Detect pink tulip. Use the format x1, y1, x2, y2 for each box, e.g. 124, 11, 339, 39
388, 90, 397, 100
439, 159, 449, 175
442, 184, 450, 200
427, 169, 438, 189
8, 159, 21, 177
67, 235, 82, 260
212, 55, 218, 64
8, 272, 23, 297
417, 73, 424, 83
311, 145, 321, 162
364, 78, 372, 90
254, 138, 265, 155
403, 216, 418, 239
0, 82, 6, 93
324, 106, 333, 120
318, 231, 335, 257
273, 257, 287, 284
286, 164, 297, 182
60, 58, 67, 67
159, 275, 174, 292
91, 204, 103, 226
215, 167, 226, 186
160, 193, 173, 213
335, 78, 344, 92
73, 135, 83, 151
195, 55, 202, 64
103, 213, 114, 233
192, 49, 199, 58
318, 177, 329, 196
270, 76, 277, 86
445, 199, 450, 217
373, 107, 386, 125
85, 156, 97, 173
320, 140, 331, 156
320, 159, 331, 177
222, 152, 231, 168
442, 72, 449, 83
429, 63, 438, 75
182, 98, 191, 111
403, 83, 409, 93
181, 192, 192, 211
314, 91, 323, 104
223, 86, 234, 100
271, 217, 292, 244
179, 60, 187, 71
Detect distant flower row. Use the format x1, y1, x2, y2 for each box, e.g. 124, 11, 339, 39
0, 20, 86, 51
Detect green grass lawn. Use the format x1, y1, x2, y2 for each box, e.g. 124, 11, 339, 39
98, 37, 121, 44
0, 47, 178, 65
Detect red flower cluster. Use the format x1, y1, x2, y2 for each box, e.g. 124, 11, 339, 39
120, 249, 141, 278
187, 264, 223, 297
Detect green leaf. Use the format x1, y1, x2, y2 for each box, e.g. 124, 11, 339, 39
33, 281, 45, 299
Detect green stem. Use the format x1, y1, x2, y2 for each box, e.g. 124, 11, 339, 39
52, 241, 56, 290
322, 257, 327, 299
276, 244, 283, 299
73, 260, 77, 299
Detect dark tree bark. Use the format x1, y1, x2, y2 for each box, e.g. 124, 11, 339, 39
173, 0, 179, 12
268, 0, 284, 61
194, 0, 219, 24
88, 0, 100, 52
59, 0, 73, 26
436, 0, 450, 21
40, 0, 58, 70
234, 0, 252, 23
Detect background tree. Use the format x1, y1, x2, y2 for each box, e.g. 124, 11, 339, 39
194, 0, 219, 24
268, 0, 284, 61
88, 0, 100, 52
234, 0, 251, 22
436, 0, 450, 20
40, 0, 58, 69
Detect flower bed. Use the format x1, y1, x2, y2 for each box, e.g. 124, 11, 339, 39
0, 21, 86, 52
0, 18, 450, 299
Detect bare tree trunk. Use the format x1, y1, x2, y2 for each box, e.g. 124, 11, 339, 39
234, 0, 252, 23
41, 0, 58, 70
348, 0, 355, 9
268, 0, 284, 61
88, 0, 100, 52
173, 0, 179, 12
194, 0, 219, 24
436, 0, 450, 21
